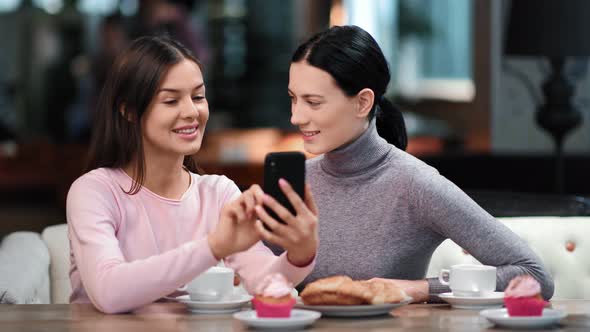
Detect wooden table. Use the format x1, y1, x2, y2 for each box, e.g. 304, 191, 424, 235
0, 300, 589, 331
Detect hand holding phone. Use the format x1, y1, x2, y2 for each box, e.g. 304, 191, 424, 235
256, 151, 319, 266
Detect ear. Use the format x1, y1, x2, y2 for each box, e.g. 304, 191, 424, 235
355, 88, 374, 119
119, 104, 135, 122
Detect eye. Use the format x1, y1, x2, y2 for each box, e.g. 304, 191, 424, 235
307, 100, 321, 107
163, 100, 177, 105
192, 95, 205, 102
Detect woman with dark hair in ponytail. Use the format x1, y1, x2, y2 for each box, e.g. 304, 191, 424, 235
283, 25, 553, 302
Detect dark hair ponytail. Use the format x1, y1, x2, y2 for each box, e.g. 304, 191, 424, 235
292, 25, 408, 150
376, 97, 407, 150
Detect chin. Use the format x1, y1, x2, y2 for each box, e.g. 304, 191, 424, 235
179, 143, 202, 156
303, 142, 330, 155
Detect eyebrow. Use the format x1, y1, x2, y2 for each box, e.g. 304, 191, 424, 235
158, 83, 205, 94
288, 89, 324, 99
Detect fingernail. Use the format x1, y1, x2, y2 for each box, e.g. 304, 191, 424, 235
279, 178, 286, 186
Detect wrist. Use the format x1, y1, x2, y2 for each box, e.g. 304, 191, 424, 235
414, 280, 429, 303
287, 251, 315, 267
207, 233, 230, 260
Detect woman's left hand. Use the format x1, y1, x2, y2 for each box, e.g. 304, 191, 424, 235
369, 278, 429, 303
254, 179, 318, 266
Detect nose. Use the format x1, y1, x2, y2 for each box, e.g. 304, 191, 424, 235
181, 95, 199, 119
290, 102, 308, 126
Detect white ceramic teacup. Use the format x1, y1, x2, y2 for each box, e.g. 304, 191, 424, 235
181, 266, 235, 302
438, 264, 496, 297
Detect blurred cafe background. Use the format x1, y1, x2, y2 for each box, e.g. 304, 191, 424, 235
1, 0, 589, 236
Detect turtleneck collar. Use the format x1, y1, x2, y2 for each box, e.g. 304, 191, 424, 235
319, 119, 392, 177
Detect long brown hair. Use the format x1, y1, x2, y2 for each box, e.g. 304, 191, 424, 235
86, 35, 202, 194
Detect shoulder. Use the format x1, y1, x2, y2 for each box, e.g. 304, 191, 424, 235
193, 173, 238, 190
66, 168, 124, 224
192, 173, 241, 200
388, 148, 441, 181
68, 168, 122, 198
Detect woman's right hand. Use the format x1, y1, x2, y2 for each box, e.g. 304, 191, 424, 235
207, 184, 265, 259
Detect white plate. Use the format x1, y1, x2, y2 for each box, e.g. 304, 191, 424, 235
480, 308, 567, 329
233, 309, 321, 329
438, 292, 504, 310
295, 297, 413, 317
167, 294, 252, 314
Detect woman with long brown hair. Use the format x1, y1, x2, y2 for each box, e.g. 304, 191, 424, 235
67, 35, 318, 314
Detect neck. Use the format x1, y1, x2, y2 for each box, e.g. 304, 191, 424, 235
124, 152, 189, 199
320, 119, 391, 177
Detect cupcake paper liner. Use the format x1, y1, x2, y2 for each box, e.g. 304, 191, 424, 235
504, 296, 547, 316
252, 298, 296, 318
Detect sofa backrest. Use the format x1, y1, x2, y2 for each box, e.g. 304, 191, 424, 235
426, 217, 590, 299
41, 224, 71, 304
0, 231, 50, 304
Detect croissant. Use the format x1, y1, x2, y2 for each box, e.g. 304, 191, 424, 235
300, 276, 407, 305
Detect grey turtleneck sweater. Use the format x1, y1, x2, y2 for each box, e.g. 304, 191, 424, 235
296, 121, 554, 300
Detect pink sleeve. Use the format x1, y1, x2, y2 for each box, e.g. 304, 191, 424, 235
218, 180, 316, 293
67, 177, 218, 314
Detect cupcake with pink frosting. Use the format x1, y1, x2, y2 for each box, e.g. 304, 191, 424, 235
252, 273, 296, 318
504, 275, 547, 316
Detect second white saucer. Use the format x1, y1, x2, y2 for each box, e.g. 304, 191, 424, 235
439, 291, 504, 310
170, 294, 253, 314
233, 309, 321, 329
480, 308, 567, 329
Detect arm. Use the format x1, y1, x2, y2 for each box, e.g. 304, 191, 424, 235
67, 177, 217, 314
411, 170, 554, 300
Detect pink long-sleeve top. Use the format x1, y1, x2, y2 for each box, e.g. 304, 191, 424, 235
66, 168, 314, 313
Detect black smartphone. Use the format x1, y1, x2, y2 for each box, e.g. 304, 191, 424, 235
263, 152, 306, 226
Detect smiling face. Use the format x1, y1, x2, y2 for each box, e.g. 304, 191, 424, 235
288, 61, 369, 155
140, 58, 209, 160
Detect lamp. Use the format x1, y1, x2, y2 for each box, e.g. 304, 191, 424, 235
505, 0, 590, 193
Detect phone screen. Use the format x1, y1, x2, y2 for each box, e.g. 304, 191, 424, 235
263, 151, 306, 226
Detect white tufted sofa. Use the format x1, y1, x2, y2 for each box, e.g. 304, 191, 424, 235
0, 224, 70, 304
2, 217, 589, 303
426, 217, 590, 299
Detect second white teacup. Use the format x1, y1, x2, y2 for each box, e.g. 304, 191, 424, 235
439, 264, 496, 297
183, 266, 234, 302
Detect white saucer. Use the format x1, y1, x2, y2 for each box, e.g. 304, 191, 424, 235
233, 309, 321, 330
480, 308, 567, 329
295, 297, 413, 317
167, 294, 252, 314
439, 292, 504, 310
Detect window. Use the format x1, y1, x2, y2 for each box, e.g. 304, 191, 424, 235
340, 0, 474, 102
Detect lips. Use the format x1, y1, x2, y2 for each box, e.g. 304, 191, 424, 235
172, 124, 200, 141
172, 124, 199, 134
301, 130, 319, 142
173, 127, 197, 134
301, 130, 320, 137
